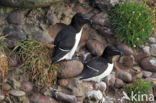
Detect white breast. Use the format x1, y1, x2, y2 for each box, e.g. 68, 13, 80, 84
58, 28, 83, 61
83, 63, 114, 82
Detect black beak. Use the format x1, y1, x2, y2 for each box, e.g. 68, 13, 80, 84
120, 52, 123, 56
83, 18, 93, 24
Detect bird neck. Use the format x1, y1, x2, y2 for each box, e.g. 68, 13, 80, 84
101, 56, 113, 64
70, 23, 83, 33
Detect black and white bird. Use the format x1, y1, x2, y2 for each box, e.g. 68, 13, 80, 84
79, 46, 122, 82
52, 13, 92, 64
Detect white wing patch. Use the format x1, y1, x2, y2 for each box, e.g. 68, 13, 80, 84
83, 63, 114, 82
59, 48, 70, 52
87, 65, 99, 72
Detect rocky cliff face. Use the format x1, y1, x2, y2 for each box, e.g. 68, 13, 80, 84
0, 0, 61, 8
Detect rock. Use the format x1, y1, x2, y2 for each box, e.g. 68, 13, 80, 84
152, 73, 156, 78
7, 10, 24, 25
86, 39, 104, 56
92, 12, 109, 26
58, 79, 68, 87
0, 14, 5, 25
95, 82, 107, 92
0, 0, 61, 8
133, 72, 143, 80
8, 53, 17, 67
60, 78, 94, 102
143, 71, 152, 78
91, 0, 119, 10
48, 23, 66, 41
51, 89, 77, 103
3, 83, 11, 91
23, 96, 30, 103
142, 46, 150, 55
93, 25, 113, 36
151, 44, 156, 57
141, 57, 156, 72
135, 51, 148, 63
117, 44, 134, 56
103, 73, 116, 87
21, 81, 33, 93
0, 91, 5, 101
57, 60, 83, 79
31, 31, 53, 43
3, 27, 27, 48
50, 98, 58, 103
118, 71, 132, 82
30, 93, 51, 103
149, 37, 156, 43
86, 90, 103, 101
115, 78, 124, 88
119, 56, 133, 68
132, 66, 142, 74
46, 14, 58, 25
10, 90, 25, 97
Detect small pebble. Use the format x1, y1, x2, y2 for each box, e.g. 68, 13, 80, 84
10, 90, 25, 97
3, 83, 11, 91
21, 81, 33, 93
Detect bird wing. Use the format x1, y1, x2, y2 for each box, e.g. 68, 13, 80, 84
54, 25, 76, 50
80, 57, 108, 79
52, 26, 76, 63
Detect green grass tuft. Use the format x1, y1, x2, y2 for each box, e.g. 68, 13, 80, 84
124, 79, 153, 103
108, 2, 155, 48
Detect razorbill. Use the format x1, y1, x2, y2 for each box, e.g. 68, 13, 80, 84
52, 13, 92, 64
79, 46, 122, 82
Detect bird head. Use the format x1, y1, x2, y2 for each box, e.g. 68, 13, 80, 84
71, 13, 92, 27
102, 46, 123, 62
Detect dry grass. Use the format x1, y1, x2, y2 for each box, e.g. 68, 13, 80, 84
0, 36, 8, 84
12, 39, 57, 88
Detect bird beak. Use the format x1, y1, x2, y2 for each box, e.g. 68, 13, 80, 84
83, 18, 93, 24
120, 52, 123, 56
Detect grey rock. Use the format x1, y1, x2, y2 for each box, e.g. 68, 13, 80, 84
8, 53, 17, 67
91, 0, 119, 11
57, 60, 83, 79
3, 27, 27, 48
142, 46, 150, 55
3, 83, 11, 91
95, 82, 107, 92
21, 81, 33, 93
115, 78, 124, 88
151, 44, 156, 57
58, 79, 68, 87
117, 44, 134, 56
86, 90, 104, 101
30, 93, 51, 103
31, 31, 53, 43
143, 71, 152, 78
7, 10, 24, 25
0, 0, 61, 8
46, 14, 58, 25
10, 90, 25, 97
141, 57, 156, 72
92, 12, 109, 26
134, 72, 143, 80
152, 73, 156, 78
103, 73, 116, 87
149, 37, 156, 43
0, 91, 5, 101
0, 14, 5, 25
86, 39, 104, 56
118, 71, 132, 82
